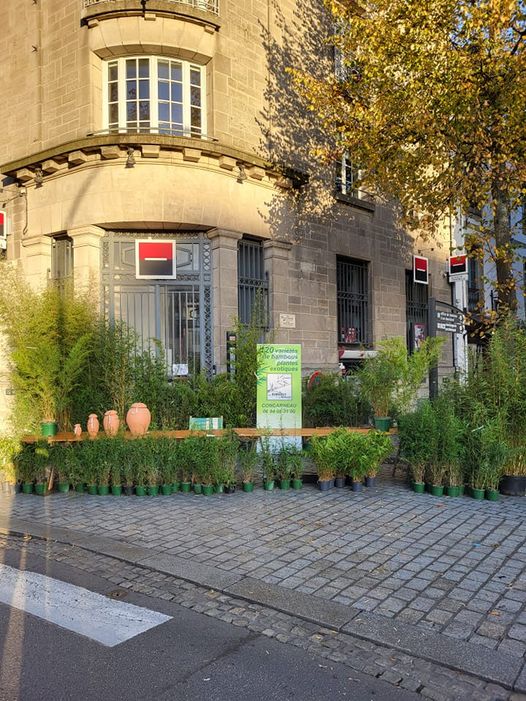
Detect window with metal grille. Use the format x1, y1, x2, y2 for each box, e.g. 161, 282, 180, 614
51, 236, 74, 290
468, 255, 483, 312
405, 270, 428, 350
337, 257, 370, 345
238, 239, 268, 326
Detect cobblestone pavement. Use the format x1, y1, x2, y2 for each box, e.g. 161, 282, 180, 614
1, 470, 526, 668
0, 531, 522, 701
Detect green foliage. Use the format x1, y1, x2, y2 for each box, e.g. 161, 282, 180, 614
13, 444, 35, 484
399, 402, 437, 483
358, 337, 444, 418
0, 436, 20, 483
50, 443, 80, 484
260, 435, 277, 481
302, 373, 370, 427
0, 267, 95, 431
239, 441, 259, 483
310, 434, 335, 481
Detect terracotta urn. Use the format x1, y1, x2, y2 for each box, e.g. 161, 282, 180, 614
73, 424, 82, 438
87, 414, 99, 439
126, 403, 151, 437
103, 410, 120, 437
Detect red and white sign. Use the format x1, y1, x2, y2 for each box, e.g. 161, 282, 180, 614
0, 210, 6, 250
449, 254, 468, 280
413, 255, 429, 285
135, 240, 176, 279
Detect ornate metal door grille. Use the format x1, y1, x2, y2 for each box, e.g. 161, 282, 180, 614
101, 231, 212, 376
337, 257, 370, 345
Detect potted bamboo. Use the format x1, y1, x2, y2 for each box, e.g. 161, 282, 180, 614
240, 441, 258, 492
311, 435, 335, 491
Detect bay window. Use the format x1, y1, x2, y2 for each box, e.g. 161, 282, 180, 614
104, 56, 206, 137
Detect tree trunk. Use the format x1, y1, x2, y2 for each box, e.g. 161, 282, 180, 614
492, 187, 517, 315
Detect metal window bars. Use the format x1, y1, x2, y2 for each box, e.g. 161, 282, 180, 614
238, 239, 268, 327
337, 257, 370, 345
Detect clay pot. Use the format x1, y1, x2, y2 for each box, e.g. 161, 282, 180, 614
87, 414, 99, 439
73, 424, 82, 438
126, 403, 151, 437
103, 410, 120, 437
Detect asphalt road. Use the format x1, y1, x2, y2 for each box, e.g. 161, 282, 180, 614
0, 548, 418, 701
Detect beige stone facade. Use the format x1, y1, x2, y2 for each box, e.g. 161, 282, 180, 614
0, 0, 454, 429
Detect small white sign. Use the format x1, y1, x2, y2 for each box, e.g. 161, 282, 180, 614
279, 313, 296, 329
267, 373, 292, 401
172, 363, 189, 376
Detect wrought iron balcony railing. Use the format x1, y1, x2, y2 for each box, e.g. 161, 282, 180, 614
83, 0, 219, 14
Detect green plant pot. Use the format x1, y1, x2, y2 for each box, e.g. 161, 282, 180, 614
202, 484, 214, 496
135, 485, 147, 496
147, 485, 159, 496
279, 478, 291, 490
97, 485, 110, 496
193, 483, 203, 495
430, 485, 444, 497
412, 481, 425, 494
161, 484, 172, 496
215, 483, 224, 494
34, 483, 46, 496
243, 482, 254, 492
87, 484, 97, 495
111, 485, 122, 496
458, 485, 465, 496
22, 482, 33, 494
74, 483, 85, 493
172, 482, 180, 493
471, 487, 485, 500
445, 485, 461, 497
263, 479, 275, 491
40, 421, 58, 437
292, 478, 303, 490
181, 481, 192, 493
373, 417, 391, 432
57, 482, 70, 494
485, 488, 500, 502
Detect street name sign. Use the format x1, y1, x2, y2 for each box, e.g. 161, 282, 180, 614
436, 309, 465, 334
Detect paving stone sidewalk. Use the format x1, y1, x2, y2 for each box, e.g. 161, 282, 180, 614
0, 531, 522, 701
1, 470, 525, 667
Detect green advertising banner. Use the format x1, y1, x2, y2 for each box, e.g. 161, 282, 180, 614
256, 344, 302, 430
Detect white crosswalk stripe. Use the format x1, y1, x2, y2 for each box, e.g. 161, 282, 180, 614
0, 564, 171, 646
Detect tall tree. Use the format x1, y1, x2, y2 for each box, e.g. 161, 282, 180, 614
294, 0, 526, 315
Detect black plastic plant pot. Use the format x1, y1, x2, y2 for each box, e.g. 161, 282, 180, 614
500, 475, 526, 496
124, 485, 134, 496
318, 479, 332, 492
351, 481, 363, 492
225, 484, 236, 494
365, 477, 376, 488
334, 477, 346, 488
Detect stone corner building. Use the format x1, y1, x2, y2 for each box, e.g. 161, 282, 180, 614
0, 0, 453, 395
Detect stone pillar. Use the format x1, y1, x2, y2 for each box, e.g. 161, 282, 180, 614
263, 239, 292, 343
21, 236, 53, 291
68, 225, 106, 295
208, 229, 243, 373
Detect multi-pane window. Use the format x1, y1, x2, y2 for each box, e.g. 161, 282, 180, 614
405, 270, 428, 351
337, 257, 370, 345
336, 155, 359, 197
238, 239, 268, 326
104, 57, 205, 137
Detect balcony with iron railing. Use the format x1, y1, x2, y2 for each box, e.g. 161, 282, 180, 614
83, 0, 219, 12
82, 0, 221, 29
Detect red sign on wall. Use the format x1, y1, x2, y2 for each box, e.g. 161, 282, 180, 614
449, 254, 468, 277
413, 255, 429, 285
135, 240, 176, 279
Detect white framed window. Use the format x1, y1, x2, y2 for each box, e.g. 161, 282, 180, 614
103, 56, 206, 137
336, 155, 361, 197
